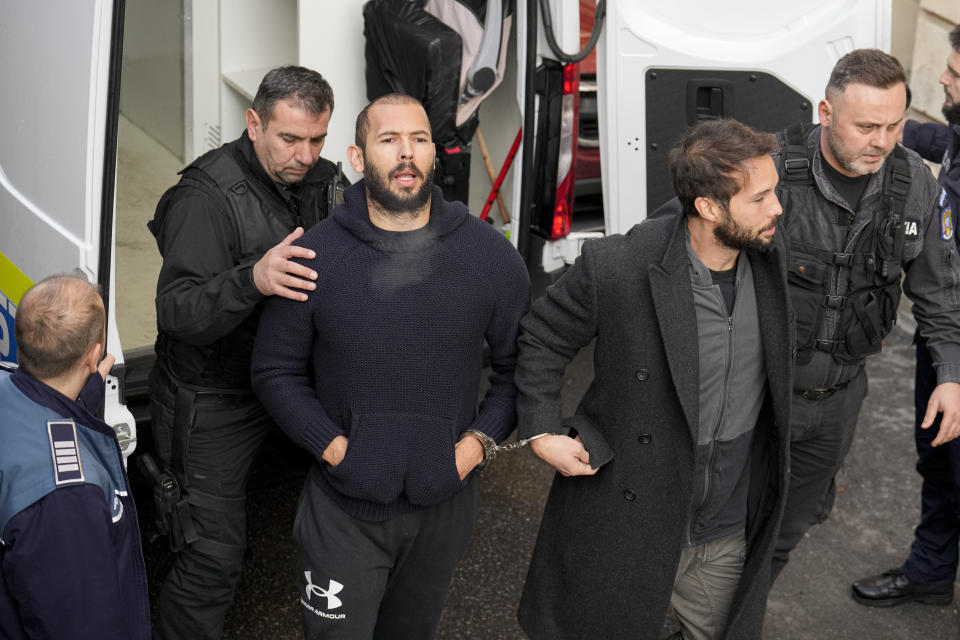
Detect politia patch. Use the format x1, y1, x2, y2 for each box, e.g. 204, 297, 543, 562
941, 205, 954, 241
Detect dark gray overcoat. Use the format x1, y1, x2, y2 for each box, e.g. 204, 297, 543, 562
516, 213, 793, 639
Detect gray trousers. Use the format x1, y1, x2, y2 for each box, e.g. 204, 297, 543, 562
771, 366, 868, 583
295, 471, 478, 640
664, 530, 747, 640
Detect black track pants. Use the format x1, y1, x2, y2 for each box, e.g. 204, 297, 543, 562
294, 470, 478, 640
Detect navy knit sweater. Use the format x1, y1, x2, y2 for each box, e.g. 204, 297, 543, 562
251, 182, 530, 521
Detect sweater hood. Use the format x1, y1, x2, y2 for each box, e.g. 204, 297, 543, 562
333, 181, 470, 251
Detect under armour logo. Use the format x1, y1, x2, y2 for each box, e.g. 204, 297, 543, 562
304, 571, 343, 610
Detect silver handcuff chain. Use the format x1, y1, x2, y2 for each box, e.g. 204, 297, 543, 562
493, 435, 537, 455
488, 432, 559, 461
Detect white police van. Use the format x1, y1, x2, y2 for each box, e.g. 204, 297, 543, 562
0, 0, 891, 453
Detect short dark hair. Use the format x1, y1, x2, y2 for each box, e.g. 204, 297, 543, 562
669, 119, 778, 217
252, 66, 334, 127
354, 93, 428, 151
825, 49, 906, 99
951, 24, 960, 52
15, 276, 105, 379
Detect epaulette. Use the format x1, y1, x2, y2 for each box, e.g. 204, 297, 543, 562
47, 420, 85, 485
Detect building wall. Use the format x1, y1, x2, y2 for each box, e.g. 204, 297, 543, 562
120, 0, 185, 160
904, 0, 959, 123
892, 0, 920, 72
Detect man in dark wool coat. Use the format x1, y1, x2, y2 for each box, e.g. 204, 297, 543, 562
515, 118, 793, 640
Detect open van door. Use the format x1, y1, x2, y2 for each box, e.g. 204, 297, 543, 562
596, 0, 892, 232
0, 0, 136, 458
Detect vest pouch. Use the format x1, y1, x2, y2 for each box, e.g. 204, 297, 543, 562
787, 250, 829, 365
837, 282, 901, 363
874, 217, 906, 278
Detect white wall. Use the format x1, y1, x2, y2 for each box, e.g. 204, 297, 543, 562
299, 0, 370, 180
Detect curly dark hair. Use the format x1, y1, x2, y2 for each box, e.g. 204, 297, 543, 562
669, 119, 778, 218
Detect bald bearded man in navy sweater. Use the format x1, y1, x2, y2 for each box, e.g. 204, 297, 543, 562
251, 94, 530, 639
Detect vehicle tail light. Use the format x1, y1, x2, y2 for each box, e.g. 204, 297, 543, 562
551, 62, 579, 239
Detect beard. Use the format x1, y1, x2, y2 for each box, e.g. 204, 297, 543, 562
713, 209, 774, 253
364, 159, 435, 215
943, 100, 960, 126
825, 124, 885, 176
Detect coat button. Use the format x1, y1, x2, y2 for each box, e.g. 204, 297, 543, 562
635, 369, 649, 381
623, 489, 637, 501
638, 433, 652, 444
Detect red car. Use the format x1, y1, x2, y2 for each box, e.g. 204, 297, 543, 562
574, 0, 603, 230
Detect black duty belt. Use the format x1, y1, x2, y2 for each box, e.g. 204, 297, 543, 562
159, 362, 255, 405
794, 380, 850, 401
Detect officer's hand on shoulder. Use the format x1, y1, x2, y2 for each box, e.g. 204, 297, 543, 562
253, 227, 318, 301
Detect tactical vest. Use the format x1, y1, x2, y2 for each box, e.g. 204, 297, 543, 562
0, 371, 127, 541
181, 149, 344, 265
779, 123, 911, 366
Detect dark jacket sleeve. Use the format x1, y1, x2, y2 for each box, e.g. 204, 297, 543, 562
901, 158, 960, 384
152, 186, 265, 345
515, 241, 600, 439
75, 373, 106, 416
1, 487, 132, 640
466, 240, 531, 443
903, 119, 951, 164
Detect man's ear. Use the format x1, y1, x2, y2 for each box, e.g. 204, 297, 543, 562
694, 196, 721, 223
818, 98, 832, 128
245, 108, 262, 142
347, 145, 365, 174
83, 341, 103, 374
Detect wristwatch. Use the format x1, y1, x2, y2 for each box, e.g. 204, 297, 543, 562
465, 429, 497, 470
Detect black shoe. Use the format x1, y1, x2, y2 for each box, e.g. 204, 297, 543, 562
851, 568, 954, 607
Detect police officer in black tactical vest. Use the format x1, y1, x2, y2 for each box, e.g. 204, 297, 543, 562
771, 49, 960, 585
146, 65, 347, 640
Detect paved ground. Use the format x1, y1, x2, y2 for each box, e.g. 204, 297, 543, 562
763, 320, 959, 640
135, 320, 959, 639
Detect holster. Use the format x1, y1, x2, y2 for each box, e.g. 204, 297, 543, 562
142, 379, 251, 562
137, 452, 185, 548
